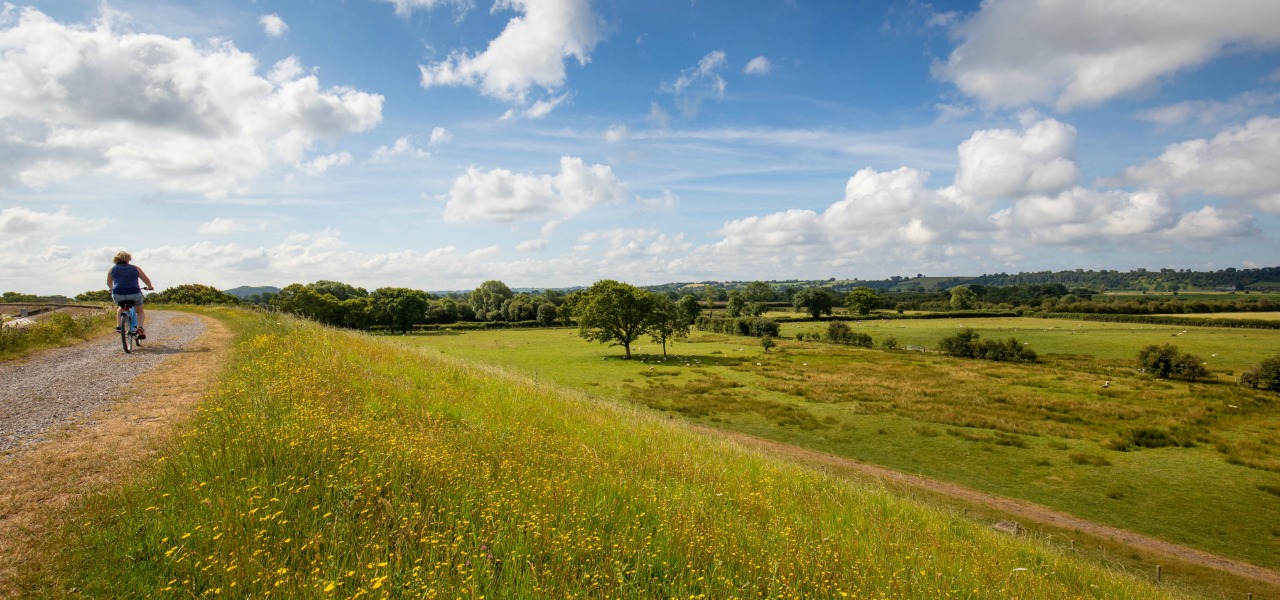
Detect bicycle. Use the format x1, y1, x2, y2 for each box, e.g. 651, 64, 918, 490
116, 287, 153, 353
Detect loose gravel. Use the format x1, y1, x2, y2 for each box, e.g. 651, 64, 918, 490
0, 311, 205, 454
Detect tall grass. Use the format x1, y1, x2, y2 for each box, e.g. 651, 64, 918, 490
0, 309, 113, 360
33, 313, 1179, 597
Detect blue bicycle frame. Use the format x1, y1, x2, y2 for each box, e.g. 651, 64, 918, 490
117, 300, 140, 353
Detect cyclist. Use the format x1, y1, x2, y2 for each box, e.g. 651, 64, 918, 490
107, 251, 154, 339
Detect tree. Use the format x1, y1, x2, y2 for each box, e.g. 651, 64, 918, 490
574, 280, 657, 360
647, 294, 690, 357
341, 297, 375, 329
151, 284, 242, 305
1240, 353, 1280, 391
1, 291, 40, 302
676, 294, 702, 324
426, 298, 460, 324
504, 293, 538, 321
75, 289, 113, 302
309, 280, 367, 301
560, 290, 586, 326
272, 284, 338, 323
760, 336, 776, 353
844, 287, 880, 316
370, 287, 430, 334
725, 290, 746, 318
702, 284, 717, 316
536, 303, 558, 327
950, 286, 977, 310
792, 288, 835, 319
744, 281, 773, 303
470, 280, 513, 321
1137, 344, 1209, 381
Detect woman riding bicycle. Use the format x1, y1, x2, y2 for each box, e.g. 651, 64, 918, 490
107, 251, 154, 339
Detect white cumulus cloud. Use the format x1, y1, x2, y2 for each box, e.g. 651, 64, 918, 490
1162, 206, 1255, 241
0, 7, 383, 198
419, 0, 603, 104
297, 152, 353, 176
198, 218, 243, 235
695, 115, 1256, 275
955, 116, 1079, 198
1124, 115, 1280, 212
372, 137, 430, 161
259, 14, 287, 37
0, 206, 78, 248
429, 127, 453, 145
444, 156, 624, 223
937, 0, 1280, 110
744, 56, 771, 75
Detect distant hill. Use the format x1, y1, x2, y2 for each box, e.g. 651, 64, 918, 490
222, 285, 281, 299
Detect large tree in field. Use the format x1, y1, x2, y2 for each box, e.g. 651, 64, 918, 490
574, 280, 656, 360
792, 288, 836, 319
648, 294, 690, 357
844, 286, 880, 316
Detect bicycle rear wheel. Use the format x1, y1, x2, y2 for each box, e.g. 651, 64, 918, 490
119, 312, 133, 353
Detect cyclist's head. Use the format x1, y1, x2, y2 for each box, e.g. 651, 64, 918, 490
113, 251, 132, 264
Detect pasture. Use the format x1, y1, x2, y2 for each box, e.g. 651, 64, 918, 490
396, 316, 1280, 575
782, 316, 1277, 372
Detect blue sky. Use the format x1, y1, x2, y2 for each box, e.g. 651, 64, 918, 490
2, 0, 1279, 295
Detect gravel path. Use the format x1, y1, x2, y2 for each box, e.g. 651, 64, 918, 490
0, 311, 205, 454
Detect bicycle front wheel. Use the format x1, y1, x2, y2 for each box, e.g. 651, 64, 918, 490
120, 312, 133, 353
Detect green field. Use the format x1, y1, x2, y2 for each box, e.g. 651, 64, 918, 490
27, 310, 1186, 598
782, 316, 1277, 373
393, 317, 1280, 578
1151, 311, 1280, 321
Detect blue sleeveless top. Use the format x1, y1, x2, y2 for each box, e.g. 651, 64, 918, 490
111, 264, 142, 295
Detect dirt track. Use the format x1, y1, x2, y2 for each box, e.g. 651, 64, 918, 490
0, 312, 231, 595
699, 424, 1280, 590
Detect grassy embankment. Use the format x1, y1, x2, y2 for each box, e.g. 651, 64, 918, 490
26, 310, 1180, 598
0, 308, 113, 361
399, 317, 1280, 583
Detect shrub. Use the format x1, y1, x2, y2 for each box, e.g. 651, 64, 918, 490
881, 336, 898, 350
937, 329, 979, 358
938, 329, 1036, 363
826, 321, 853, 344
695, 315, 778, 338
1239, 353, 1280, 391
824, 322, 871, 347
1136, 344, 1211, 381
1105, 427, 1196, 451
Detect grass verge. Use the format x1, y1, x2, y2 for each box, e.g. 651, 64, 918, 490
0, 309, 114, 361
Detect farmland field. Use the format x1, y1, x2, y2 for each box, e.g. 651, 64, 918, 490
394, 316, 1280, 574
1149, 312, 1280, 321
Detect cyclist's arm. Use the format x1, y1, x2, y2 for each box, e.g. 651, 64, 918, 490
137, 267, 155, 290
106, 269, 114, 289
